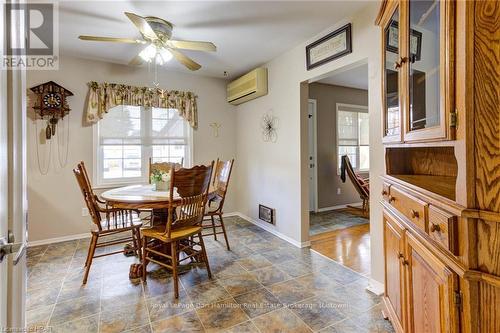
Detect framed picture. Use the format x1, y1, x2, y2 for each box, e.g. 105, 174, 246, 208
306, 23, 352, 70
386, 21, 422, 61
259, 204, 274, 224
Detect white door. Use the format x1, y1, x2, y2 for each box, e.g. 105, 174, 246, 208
308, 99, 317, 212
0, 3, 28, 329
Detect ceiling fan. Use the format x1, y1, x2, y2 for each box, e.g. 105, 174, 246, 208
78, 12, 216, 71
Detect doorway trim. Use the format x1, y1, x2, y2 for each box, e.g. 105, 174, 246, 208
308, 98, 318, 213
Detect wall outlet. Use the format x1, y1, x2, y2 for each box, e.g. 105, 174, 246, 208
337, 188, 341, 195
81, 208, 89, 217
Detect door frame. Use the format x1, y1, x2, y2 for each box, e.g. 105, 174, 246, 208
0, 2, 27, 328
308, 98, 318, 213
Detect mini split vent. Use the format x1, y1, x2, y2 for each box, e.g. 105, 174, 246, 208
227, 67, 268, 105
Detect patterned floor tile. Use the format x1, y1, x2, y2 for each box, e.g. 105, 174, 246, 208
234, 287, 282, 318
251, 308, 312, 333
218, 272, 262, 296
48, 314, 99, 333
196, 298, 249, 332
249, 265, 292, 286
289, 295, 346, 331
49, 295, 100, 326
25, 216, 392, 332
223, 320, 259, 333
266, 279, 315, 305
151, 310, 204, 333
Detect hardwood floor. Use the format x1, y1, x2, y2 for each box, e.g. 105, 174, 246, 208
311, 223, 371, 276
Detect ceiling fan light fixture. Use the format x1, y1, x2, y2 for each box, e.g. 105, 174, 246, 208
158, 48, 173, 65
139, 44, 157, 62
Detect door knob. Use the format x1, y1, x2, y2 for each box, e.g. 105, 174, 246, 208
0, 231, 26, 265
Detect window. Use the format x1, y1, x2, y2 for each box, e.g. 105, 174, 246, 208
336, 103, 369, 173
95, 105, 192, 186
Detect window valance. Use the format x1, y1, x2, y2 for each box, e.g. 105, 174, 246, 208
86, 81, 198, 129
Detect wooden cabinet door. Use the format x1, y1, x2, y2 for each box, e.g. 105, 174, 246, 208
383, 213, 406, 332
405, 232, 460, 333
402, 0, 456, 142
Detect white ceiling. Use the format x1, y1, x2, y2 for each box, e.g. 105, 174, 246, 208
316, 63, 368, 90
58, 1, 369, 79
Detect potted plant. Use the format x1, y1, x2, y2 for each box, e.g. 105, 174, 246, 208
150, 170, 171, 191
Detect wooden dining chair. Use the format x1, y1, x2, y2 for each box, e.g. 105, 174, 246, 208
73, 162, 143, 284
148, 157, 184, 183
146, 158, 184, 224
141, 162, 214, 299
202, 159, 234, 250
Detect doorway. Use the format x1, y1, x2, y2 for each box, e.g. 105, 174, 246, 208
306, 62, 371, 276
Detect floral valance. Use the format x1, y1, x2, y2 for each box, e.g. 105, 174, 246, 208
86, 81, 198, 129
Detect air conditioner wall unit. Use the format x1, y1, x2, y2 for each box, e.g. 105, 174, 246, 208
227, 67, 268, 105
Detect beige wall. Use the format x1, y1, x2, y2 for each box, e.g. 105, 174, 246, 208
309, 83, 368, 209
235, 2, 385, 283
27, 55, 236, 242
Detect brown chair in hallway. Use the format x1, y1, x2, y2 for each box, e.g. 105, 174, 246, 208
141, 163, 214, 299
73, 162, 143, 284
202, 159, 234, 250
340, 155, 370, 215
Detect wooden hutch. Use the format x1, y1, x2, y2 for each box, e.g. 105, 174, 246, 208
375, 0, 499, 332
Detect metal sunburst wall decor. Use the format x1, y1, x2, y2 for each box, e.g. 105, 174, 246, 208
261, 112, 278, 143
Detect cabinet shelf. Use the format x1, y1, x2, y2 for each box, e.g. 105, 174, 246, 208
390, 174, 456, 201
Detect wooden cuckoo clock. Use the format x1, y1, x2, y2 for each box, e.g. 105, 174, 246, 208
30, 81, 73, 140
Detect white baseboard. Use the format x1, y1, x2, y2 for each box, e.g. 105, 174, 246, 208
316, 202, 363, 213
366, 278, 385, 296
26, 211, 307, 249
233, 212, 310, 248
28, 233, 90, 247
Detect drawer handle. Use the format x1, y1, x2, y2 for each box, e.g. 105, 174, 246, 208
388, 196, 396, 203
398, 252, 404, 259
410, 209, 420, 219
430, 224, 441, 233
382, 190, 388, 196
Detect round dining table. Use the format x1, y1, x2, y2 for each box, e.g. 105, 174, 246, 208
101, 184, 180, 210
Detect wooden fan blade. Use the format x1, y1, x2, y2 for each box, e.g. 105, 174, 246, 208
124, 12, 158, 40
167, 40, 216, 52
78, 35, 146, 44
169, 48, 201, 71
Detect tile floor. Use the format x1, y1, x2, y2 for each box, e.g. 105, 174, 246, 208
309, 209, 368, 236
26, 216, 394, 333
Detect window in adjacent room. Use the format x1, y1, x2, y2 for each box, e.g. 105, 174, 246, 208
336, 103, 369, 173
94, 105, 192, 186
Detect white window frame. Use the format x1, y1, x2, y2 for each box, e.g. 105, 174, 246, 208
93, 106, 193, 188
336, 103, 369, 174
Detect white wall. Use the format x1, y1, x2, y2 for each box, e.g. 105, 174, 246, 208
27, 55, 236, 242
235, 2, 385, 283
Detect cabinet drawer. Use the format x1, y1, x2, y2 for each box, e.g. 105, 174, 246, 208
388, 186, 428, 231
428, 205, 458, 254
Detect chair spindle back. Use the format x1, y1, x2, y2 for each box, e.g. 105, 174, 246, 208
165, 163, 214, 237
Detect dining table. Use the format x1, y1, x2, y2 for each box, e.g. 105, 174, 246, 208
101, 184, 180, 210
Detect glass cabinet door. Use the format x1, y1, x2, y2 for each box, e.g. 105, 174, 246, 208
404, 0, 454, 141
383, 6, 403, 143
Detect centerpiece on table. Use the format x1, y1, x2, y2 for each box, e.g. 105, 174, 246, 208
150, 170, 171, 191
